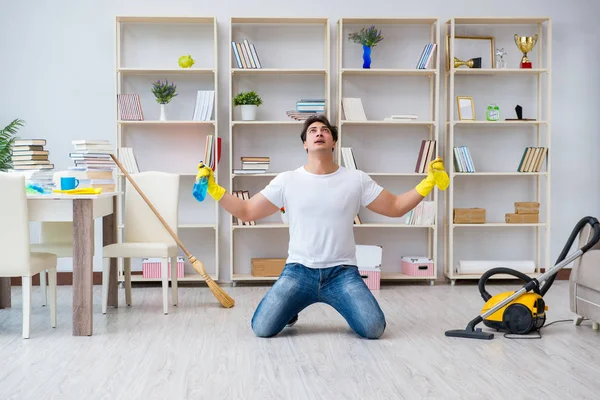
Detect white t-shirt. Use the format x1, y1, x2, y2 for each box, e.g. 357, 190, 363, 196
260, 165, 384, 269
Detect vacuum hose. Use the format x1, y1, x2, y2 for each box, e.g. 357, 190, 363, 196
479, 216, 600, 302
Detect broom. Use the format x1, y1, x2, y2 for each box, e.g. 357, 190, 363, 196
110, 154, 235, 308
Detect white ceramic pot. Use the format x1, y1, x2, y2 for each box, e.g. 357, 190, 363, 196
159, 104, 167, 121
241, 104, 257, 121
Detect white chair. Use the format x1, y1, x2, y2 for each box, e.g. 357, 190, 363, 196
0, 172, 58, 338
102, 171, 180, 315
30, 222, 73, 306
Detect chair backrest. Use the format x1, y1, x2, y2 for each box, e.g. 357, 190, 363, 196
124, 171, 179, 245
0, 173, 31, 276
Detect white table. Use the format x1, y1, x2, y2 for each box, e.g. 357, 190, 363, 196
0, 192, 119, 336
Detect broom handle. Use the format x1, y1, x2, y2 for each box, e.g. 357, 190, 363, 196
109, 154, 192, 259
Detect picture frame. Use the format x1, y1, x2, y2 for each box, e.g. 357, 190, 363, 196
457, 96, 475, 120
446, 35, 495, 70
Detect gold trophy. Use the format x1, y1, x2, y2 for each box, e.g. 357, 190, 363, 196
514, 34, 538, 68
454, 56, 481, 69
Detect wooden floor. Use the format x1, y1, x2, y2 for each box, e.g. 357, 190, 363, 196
0, 280, 598, 399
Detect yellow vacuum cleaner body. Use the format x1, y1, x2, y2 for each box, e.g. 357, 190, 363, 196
482, 291, 547, 334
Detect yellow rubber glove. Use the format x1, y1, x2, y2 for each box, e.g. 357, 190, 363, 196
415, 156, 450, 197
196, 162, 226, 201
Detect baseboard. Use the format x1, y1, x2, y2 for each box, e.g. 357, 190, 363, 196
9, 269, 570, 286
11, 272, 104, 286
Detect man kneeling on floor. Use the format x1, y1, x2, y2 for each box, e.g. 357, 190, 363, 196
196, 115, 449, 338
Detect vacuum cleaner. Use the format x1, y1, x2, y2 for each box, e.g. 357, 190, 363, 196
445, 216, 600, 340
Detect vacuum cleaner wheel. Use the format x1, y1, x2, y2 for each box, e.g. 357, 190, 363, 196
503, 304, 534, 334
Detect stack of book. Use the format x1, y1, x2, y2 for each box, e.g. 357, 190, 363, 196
192, 90, 215, 121
233, 156, 270, 174
517, 147, 547, 173
416, 43, 437, 69
414, 140, 437, 173
231, 40, 262, 69
286, 99, 326, 121
11, 139, 53, 171
405, 201, 435, 225
69, 140, 116, 192
384, 114, 418, 121
453, 145, 475, 173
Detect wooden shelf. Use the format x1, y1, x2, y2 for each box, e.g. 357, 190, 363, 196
232, 121, 303, 126
232, 68, 327, 75
355, 224, 436, 228
452, 223, 547, 228
129, 273, 217, 282
452, 68, 548, 75
341, 17, 439, 25
116, 16, 215, 24
452, 172, 548, 176
444, 17, 551, 283
118, 120, 215, 126
117, 68, 215, 75
231, 17, 328, 24
367, 172, 427, 177
232, 223, 288, 229
381, 272, 436, 280
341, 120, 435, 126
178, 224, 216, 229
232, 173, 278, 178
341, 68, 436, 76
451, 120, 547, 126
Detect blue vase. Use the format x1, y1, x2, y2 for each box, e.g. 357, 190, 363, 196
362, 45, 372, 69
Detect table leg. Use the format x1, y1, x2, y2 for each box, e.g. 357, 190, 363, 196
0, 277, 10, 309
103, 198, 118, 308
73, 199, 94, 336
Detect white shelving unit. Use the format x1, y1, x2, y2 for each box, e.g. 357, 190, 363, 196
115, 16, 219, 283
336, 17, 441, 284
228, 17, 330, 284
443, 17, 551, 285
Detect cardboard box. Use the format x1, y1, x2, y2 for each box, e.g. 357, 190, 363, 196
453, 208, 486, 224
515, 202, 540, 214
505, 213, 539, 223
401, 256, 434, 277
251, 258, 286, 277
142, 257, 184, 279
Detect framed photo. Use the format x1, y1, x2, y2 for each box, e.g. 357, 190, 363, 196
457, 96, 475, 120
446, 35, 495, 70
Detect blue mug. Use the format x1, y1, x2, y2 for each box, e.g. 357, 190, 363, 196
61, 176, 80, 190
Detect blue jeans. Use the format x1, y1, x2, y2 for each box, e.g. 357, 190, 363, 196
251, 263, 386, 339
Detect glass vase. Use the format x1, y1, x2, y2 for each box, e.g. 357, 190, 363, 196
362, 45, 372, 69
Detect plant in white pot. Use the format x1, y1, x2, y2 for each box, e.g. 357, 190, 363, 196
0, 118, 24, 171
151, 79, 178, 121
234, 90, 263, 121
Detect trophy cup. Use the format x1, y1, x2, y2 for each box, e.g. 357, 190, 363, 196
514, 34, 538, 68
454, 56, 482, 69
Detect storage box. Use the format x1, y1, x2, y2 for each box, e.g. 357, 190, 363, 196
453, 208, 486, 224
251, 258, 286, 277
401, 256, 434, 277
142, 257, 184, 279
515, 202, 540, 214
358, 267, 381, 290
505, 213, 539, 223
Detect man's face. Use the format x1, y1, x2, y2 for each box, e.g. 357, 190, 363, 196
303, 121, 335, 153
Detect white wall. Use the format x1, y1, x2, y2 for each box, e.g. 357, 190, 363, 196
2, 0, 599, 281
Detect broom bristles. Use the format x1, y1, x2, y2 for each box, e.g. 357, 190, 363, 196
190, 256, 235, 308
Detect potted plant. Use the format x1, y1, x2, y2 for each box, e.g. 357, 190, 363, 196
348, 25, 384, 68
151, 80, 178, 121
0, 118, 24, 172
233, 90, 263, 121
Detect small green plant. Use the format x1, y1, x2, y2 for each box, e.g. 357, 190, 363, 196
348, 25, 384, 48
151, 80, 178, 104
233, 91, 263, 107
0, 118, 24, 172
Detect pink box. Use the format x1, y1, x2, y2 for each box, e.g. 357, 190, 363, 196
358, 267, 381, 290
142, 257, 184, 279
401, 257, 434, 277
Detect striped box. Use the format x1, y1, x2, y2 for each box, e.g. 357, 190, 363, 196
142, 257, 184, 279
401, 256, 434, 277
358, 267, 381, 290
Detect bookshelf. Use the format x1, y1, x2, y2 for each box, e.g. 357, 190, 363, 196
443, 17, 551, 285
115, 16, 220, 283
228, 17, 330, 284
336, 17, 441, 284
